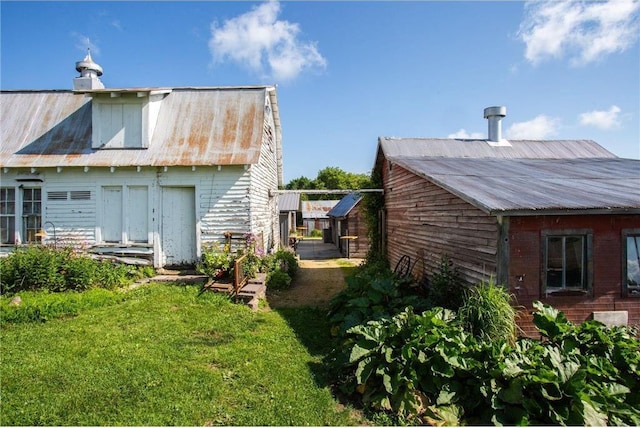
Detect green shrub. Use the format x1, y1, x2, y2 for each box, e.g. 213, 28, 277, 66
197, 242, 233, 278
266, 269, 292, 290
458, 277, 519, 345
0, 247, 148, 294
63, 254, 100, 291
427, 255, 467, 310
310, 229, 323, 238
273, 248, 298, 278
0, 246, 68, 293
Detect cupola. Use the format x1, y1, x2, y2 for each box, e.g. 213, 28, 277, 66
73, 49, 105, 90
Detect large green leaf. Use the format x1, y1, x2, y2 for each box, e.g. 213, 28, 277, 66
350, 342, 375, 362
355, 356, 376, 384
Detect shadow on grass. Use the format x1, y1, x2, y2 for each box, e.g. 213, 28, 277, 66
274, 306, 334, 388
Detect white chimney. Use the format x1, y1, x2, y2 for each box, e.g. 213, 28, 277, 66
483, 106, 507, 144
73, 49, 104, 90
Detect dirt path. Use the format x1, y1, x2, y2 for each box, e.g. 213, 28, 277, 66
266, 258, 360, 309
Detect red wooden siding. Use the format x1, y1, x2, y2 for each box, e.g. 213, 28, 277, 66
383, 163, 499, 285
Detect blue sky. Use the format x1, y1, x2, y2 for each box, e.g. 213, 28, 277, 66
1, 1, 639, 183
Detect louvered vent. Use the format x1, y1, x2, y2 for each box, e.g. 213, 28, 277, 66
47, 191, 68, 201
70, 190, 91, 200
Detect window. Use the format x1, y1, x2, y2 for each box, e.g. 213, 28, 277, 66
22, 188, 42, 243
543, 230, 592, 293
623, 231, 640, 297
1, 188, 15, 244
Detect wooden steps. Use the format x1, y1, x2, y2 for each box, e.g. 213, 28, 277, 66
199, 272, 267, 311
237, 273, 267, 310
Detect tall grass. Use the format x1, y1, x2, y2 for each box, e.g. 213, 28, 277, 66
458, 277, 519, 344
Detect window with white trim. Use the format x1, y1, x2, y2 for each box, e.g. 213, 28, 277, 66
543, 230, 592, 293
0, 188, 15, 244
623, 230, 640, 297
22, 188, 42, 243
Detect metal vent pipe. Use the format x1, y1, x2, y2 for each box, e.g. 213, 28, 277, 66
484, 106, 507, 142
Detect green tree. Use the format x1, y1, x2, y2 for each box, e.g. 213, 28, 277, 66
285, 167, 370, 200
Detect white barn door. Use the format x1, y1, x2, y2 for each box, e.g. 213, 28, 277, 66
161, 187, 196, 266
102, 187, 123, 243
128, 186, 148, 243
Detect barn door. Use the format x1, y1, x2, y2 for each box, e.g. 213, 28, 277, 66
102, 186, 123, 243
161, 187, 196, 267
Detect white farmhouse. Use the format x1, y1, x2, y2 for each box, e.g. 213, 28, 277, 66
0, 52, 283, 267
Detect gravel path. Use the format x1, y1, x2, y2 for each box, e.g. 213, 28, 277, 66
266, 240, 363, 309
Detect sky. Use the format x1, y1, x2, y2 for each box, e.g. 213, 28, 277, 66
1, 0, 639, 183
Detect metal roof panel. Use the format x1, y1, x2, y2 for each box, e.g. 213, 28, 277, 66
393, 157, 640, 213
1, 87, 273, 168
327, 192, 363, 218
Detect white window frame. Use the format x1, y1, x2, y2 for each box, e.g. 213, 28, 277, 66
622, 229, 640, 298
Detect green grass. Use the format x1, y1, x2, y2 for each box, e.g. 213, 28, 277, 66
0, 283, 363, 426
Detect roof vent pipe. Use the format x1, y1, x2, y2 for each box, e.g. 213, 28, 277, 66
484, 106, 507, 142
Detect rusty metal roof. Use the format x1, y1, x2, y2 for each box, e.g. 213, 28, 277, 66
1, 87, 280, 168
393, 157, 640, 215
378, 137, 617, 160
301, 200, 340, 219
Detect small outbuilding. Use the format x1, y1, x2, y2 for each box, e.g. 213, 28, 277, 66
277, 193, 300, 247
374, 107, 640, 336
300, 200, 339, 236
327, 192, 369, 258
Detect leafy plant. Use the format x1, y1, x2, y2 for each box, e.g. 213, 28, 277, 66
197, 242, 233, 278
266, 269, 291, 290
427, 255, 467, 310
273, 248, 298, 278
327, 262, 429, 340
333, 297, 640, 426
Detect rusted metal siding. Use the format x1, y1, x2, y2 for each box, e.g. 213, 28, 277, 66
1, 87, 274, 168
393, 157, 640, 214
384, 162, 499, 286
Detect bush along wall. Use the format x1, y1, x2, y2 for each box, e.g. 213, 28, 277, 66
0, 246, 153, 295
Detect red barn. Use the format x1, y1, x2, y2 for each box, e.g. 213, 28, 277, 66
374, 107, 640, 336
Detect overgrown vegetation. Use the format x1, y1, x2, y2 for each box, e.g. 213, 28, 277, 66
327, 257, 640, 425
0, 246, 154, 295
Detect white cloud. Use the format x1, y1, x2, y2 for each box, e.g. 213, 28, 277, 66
447, 129, 484, 139
506, 115, 560, 139
72, 33, 100, 55
209, 0, 327, 81
518, 0, 640, 66
579, 105, 622, 129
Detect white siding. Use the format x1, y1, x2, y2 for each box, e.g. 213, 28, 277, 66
198, 167, 251, 245
247, 97, 280, 252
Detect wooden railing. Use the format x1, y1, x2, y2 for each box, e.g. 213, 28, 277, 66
233, 254, 249, 297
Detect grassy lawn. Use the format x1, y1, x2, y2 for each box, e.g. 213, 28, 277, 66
0, 283, 363, 426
